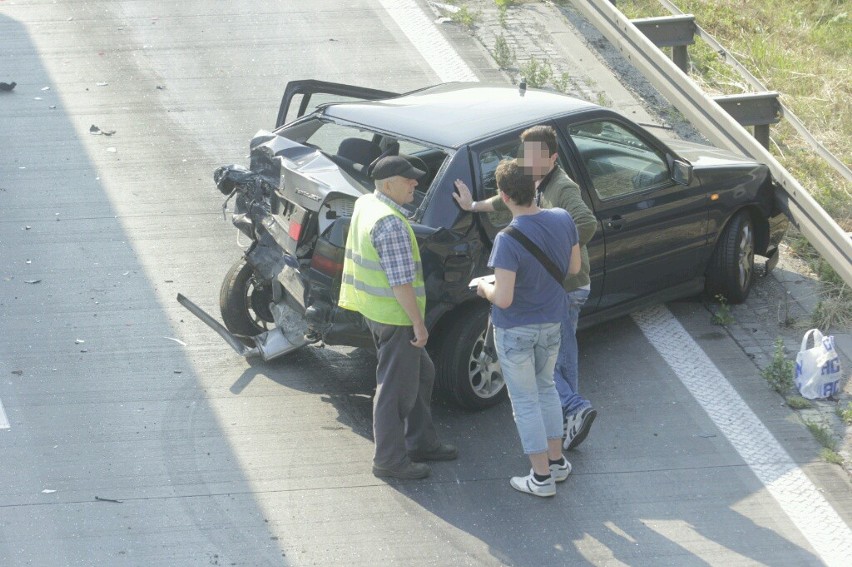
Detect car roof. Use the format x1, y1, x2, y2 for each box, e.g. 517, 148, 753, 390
321, 82, 599, 149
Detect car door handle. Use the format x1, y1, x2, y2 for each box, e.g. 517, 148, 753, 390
604, 216, 624, 230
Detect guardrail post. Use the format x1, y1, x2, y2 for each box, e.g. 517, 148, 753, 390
631, 15, 696, 73
713, 92, 782, 149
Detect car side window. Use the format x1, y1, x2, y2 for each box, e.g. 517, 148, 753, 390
568, 120, 670, 200
477, 138, 520, 228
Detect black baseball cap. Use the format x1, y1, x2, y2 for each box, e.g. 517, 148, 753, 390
370, 156, 425, 180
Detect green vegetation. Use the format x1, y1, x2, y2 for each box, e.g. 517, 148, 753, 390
761, 337, 795, 393
451, 5, 480, 29
821, 448, 844, 465
551, 71, 572, 94
618, 1, 851, 326
806, 420, 837, 451
492, 34, 516, 69
838, 402, 852, 425
494, 0, 516, 7
519, 56, 553, 88
711, 294, 734, 326
786, 395, 812, 410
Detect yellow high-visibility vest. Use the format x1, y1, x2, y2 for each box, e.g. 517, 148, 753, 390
338, 193, 425, 325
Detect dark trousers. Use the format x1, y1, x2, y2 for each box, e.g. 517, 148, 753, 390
366, 319, 439, 468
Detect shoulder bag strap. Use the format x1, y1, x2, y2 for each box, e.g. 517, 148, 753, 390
502, 226, 565, 285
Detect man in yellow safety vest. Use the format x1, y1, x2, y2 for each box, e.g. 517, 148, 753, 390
339, 156, 457, 480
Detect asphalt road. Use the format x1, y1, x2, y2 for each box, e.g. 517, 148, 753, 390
1, 1, 850, 565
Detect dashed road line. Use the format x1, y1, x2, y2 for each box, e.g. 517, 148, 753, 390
633, 305, 852, 567
377, 0, 478, 82
0, 397, 9, 430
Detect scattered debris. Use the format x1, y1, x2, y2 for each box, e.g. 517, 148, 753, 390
155, 85, 166, 90
106, 147, 117, 153
89, 124, 116, 136
33, 97, 42, 101
94, 496, 122, 503
41, 489, 56, 494
173, 370, 182, 374
163, 336, 187, 346
49, 105, 56, 110
0, 82, 16, 92
41, 86, 50, 91
96, 82, 108, 87
24, 226, 31, 230
75, 339, 85, 344
25, 279, 41, 284
11, 370, 23, 376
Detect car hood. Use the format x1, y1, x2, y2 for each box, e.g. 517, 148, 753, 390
250, 130, 367, 212
663, 138, 760, 169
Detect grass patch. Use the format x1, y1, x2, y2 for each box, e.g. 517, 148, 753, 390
806, 420, 837, 451
838, 402, 852, 425
761, 337, 794, 393
786, 395, 812, 410
618, 0, 852, 327
821, 448, 844, 465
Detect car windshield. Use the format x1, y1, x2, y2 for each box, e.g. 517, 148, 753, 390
279, 117, 447, 213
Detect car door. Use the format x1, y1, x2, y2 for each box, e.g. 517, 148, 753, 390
469, 127, 604, 314
560, 117, 709, 310
275, 80, 399, 128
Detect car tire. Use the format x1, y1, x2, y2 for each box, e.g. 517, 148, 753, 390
220, 257, 274, 345
706, 210, 754, 304
435, 303, 506, 410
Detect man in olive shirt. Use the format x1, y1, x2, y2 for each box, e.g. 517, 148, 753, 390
453, 125, 599, 450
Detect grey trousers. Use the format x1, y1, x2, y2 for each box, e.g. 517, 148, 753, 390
366, 318, 439, 469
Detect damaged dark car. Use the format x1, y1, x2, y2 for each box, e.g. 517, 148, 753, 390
178, 80, 788, 409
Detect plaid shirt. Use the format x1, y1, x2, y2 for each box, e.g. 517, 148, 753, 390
370, 191, 417, 287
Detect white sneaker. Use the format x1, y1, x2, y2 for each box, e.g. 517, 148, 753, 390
510, 471, 556, 497
550, 457, 572, 482
563, 407, 597, 451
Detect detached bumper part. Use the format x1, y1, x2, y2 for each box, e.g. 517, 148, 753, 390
176, 293, 308, 361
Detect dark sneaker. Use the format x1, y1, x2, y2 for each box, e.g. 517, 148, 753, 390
563, 407, 597, 451
510, 471, 556, 497
372, 461, 431, 480
408, 442, 458, 462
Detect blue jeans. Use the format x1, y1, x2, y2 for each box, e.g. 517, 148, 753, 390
494, 322, 563, 455
553, 288, 591, 416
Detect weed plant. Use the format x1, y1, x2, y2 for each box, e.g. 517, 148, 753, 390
806, 420, 837, 451
786, 396, 812, 410
838, 402, 852, 425
761, 337, 794, 393
492, 34, 515, 69
519, 57, 552, 88
451, 5, 479, 29
711, 294, 734, 326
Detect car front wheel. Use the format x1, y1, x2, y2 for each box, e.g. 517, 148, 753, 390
435, 304, 506, 410
706, 210, 754, 304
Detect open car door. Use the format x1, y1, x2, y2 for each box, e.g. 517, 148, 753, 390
276, 80, 399, 128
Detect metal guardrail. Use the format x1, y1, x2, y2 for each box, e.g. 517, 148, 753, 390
570, 0, 852, 288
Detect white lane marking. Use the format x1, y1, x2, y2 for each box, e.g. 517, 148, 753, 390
633, 305, 852, 566
0, 398, 9, 430
383, 2, 852, 563
377, 0, 478, 82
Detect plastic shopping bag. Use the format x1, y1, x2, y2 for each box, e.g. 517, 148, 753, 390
794, 328, 842, 399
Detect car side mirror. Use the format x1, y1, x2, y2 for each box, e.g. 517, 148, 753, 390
672, 159, 693, 186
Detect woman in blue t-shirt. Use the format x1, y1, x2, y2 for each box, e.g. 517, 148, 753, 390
475, 159, 581, 498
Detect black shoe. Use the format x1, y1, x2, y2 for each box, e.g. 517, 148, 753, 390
372, 461, 431, 480
408, 442, 458, 462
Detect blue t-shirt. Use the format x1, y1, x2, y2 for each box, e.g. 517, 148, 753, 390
488, 209, 579, 329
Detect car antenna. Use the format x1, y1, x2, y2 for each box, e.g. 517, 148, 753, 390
519, 78, 527, 96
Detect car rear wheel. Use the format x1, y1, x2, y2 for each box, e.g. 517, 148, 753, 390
706, 210, 754, 304
220, 257, 274, 345
435, 304, 506, 410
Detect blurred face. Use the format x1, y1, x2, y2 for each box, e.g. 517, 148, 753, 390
381, 175, 418, 206
521, 140, 557, 179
